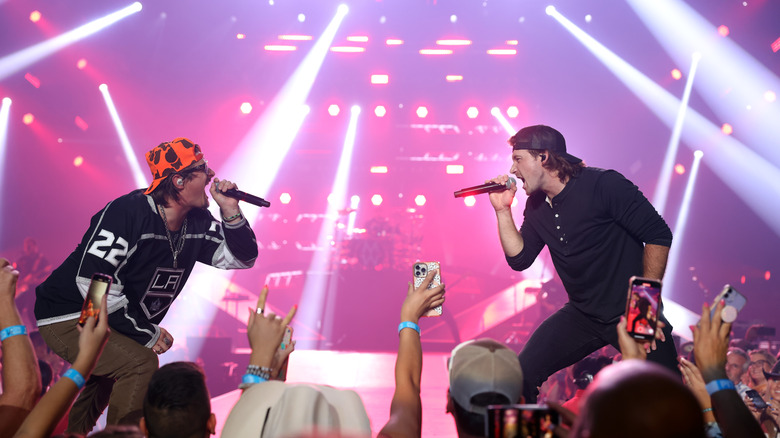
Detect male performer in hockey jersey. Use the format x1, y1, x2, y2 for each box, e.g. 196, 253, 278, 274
487, 125, 678, 403
35, 137, 258, 433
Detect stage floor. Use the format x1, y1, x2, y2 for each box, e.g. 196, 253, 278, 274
211, 350, 458, 437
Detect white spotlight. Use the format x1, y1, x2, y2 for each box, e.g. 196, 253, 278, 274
298, 14, 306, 22
351, 105, 361, 115
450, 15, 458, 23
338, 4, 349, 15
490, 107, 501, 116
694, 150, 703, 158
546, 5, 556, 15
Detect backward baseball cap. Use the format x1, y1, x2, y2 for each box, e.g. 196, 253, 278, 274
509, 125, 582, 164
144, 137, 204, 194
448, 338, 524, 415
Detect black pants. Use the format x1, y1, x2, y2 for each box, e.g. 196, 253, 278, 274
518, 303, 679, 403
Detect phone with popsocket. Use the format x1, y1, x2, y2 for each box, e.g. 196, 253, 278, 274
710, 284, 746, 323
413, 261, 442, 317
78, 273, 112, 326
625, 276, 662, 341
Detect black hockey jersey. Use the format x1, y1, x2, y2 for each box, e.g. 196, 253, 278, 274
35, 189, 258, 347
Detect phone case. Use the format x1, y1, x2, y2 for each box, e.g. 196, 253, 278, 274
710, 284, 747, 319
625, 276, 662, 341
413, 261, 442, 317
79, 273, 112, 325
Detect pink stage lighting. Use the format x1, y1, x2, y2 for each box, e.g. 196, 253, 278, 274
24, 72, 40, 88
445, 75, 463, 82
240, 102, 252, 114
386, 39, 404, 45
74, 116, 88, 131
446, 165, 464, 174
76, 58, 88, 69
419, 49, 452, 55
264, 45, 297, 51
236, 33, 246, 39
416, 106, 428, 118
371, 194, 383, 206
466, 106, 479, 118
717, 25, 729, 37
29, 10, 41, 23
414, 195, 426, 206
435, 39, 472, 46
674, 164, 685, 175
506, 40, 519, 45
73, 156, 84, 167
506, 106, 519, 118
371, 74, 389, 84
772, 37, 780, 53
671, 69, 682, 80
370, 166, 388, 173
280, 193, 291, 204
766, 271, 771, 281
347, 36, 368, 42
721, 123, 733, 135
279, 35, 313, 41
463, 196, 476, 207
22, 113, 34, 125
374, 105, 387, 117
330, 47, 365, 53
328, 104, 340, 116
487, 49, 517, 55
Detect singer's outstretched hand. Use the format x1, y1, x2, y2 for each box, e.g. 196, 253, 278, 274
211, 178, 241, 220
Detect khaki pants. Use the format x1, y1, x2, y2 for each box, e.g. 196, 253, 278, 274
39, 319, 158, 434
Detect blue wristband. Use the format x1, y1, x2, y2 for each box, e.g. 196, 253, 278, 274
0, 325, 27, 341
241, 373, 267, 385
63, 368, 86, 389
398, 321, 420, 335
705, 379, 735, 395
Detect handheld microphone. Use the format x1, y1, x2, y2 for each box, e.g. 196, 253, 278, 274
223, 189, 271, 208
453, 178, 516, 198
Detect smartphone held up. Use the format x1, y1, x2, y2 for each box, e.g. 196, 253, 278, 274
625, 276, 662, 341
413, 261, 443, 317
78, 273, 112, 326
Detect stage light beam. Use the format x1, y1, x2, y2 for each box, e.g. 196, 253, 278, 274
0, 2, 142, 81
99, 83, 147, 190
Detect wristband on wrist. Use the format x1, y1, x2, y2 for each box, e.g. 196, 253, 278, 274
398, 321, 420, 335
63, 368, 86, 389
223, 211, 243, 222
0, 325, 27, 341
241, 373, 268, 385
246, 364, 272, 380
705, 379, 735, 395
702, 407, 713, 413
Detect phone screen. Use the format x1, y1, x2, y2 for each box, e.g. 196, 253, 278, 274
625, 276, 661, 341
78, 273, 112, 326
413, 261, 442, 317
486, 404, 559, 438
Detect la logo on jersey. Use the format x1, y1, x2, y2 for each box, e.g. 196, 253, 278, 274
141, 267, 185, 320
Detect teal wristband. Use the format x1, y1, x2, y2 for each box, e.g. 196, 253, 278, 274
705, 379, 735, 395
398, 321, 420, 335
0, 325, 27, 341
64, 368, 86, 389
242, 373, 267, 385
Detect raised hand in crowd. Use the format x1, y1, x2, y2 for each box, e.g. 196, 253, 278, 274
13, 294, 110, 438
678, 356, 717, 424
0, 258, 41, 438
692, 300, 764, 438
379, 269, 445, 438
245, 285, 296, 382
